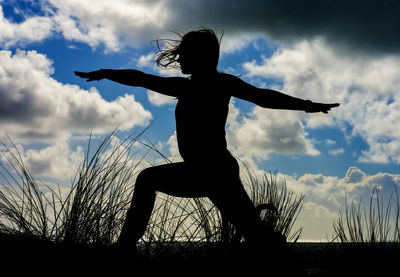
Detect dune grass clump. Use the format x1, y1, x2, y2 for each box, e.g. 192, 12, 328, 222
0, 131, 145, 245
245, 169, 305, 243
331, 187, 400, 275
0, 130, 304, 253
333, 186, 400, 247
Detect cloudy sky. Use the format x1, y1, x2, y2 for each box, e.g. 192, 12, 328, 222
1, 0, 400, 241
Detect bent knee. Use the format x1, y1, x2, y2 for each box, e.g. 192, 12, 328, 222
136, 167, 154, 184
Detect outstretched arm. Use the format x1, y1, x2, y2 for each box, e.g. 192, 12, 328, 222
232, 76, 339, 113
74, 69, 188, 98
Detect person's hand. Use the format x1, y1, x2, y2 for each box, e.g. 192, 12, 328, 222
74, 70, 106, 82
305, 100, 340, 114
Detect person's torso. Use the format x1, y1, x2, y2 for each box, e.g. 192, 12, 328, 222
175, 73, 232, 161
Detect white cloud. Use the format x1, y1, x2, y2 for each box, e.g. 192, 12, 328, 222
325, 139, 336, 146
0, 1, 170, 52
219, 33, 263, 55
47, 0, 169, 51
0, 49, 152, 143
8, 143, 83, 180
137, 53, 155, 68
243, 39, 400, 164
0, 6, 53, 48
135, 51, 184, 77
328, 148, 344, 156
147, 90, 176, 106
344, 166, 400, 194
276, 167, 400, 240
165, 131, 182, 162
344, 167, 366, 185
227, 99, 320, 161
288, 166, 400, 212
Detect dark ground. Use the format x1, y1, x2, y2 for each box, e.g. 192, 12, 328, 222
1, 233, 399, 276
293, 242, 400, 276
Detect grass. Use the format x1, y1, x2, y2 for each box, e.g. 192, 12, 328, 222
0, 130, 145, 245
333, 186, 400, 246
0, 130, 305, 273
245, 168, 304, 242
2, 131, 400, 275
331, 186, 400, 275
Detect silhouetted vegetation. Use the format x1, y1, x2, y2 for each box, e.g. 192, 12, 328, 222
331, 187, 400, 275
2, 132, 399, 275
334, 186, 400, 245
0, 131, 303, 248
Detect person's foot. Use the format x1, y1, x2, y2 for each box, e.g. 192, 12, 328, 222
112, 239, 137, 255
246, 223, 288, 257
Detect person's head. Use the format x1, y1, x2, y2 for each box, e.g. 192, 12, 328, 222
156, 28, 221, 75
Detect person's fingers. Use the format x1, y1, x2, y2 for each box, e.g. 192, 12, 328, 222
74, 71, 89, 78
321, 103, 340, 113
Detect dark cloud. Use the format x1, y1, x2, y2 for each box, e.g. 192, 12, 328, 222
5, 1, 397, 54
168, 0, 400, 54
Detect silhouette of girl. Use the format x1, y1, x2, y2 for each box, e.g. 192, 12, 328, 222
75, 28, 339, 249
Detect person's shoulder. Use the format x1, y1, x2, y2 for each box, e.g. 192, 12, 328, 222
217, 72, 243, 84
215, 72, 247, 97
218, 72, 237, 79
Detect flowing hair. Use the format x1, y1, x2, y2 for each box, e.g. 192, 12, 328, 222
155, 31, 183, 69
155, 28, 222, 70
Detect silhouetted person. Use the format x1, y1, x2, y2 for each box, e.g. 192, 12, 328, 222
75, 28, 339, 250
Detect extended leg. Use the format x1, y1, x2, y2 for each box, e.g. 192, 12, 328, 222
118, 168, 157, 247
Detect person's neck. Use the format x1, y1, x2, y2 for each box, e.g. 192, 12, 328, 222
191, 69, 218, 81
